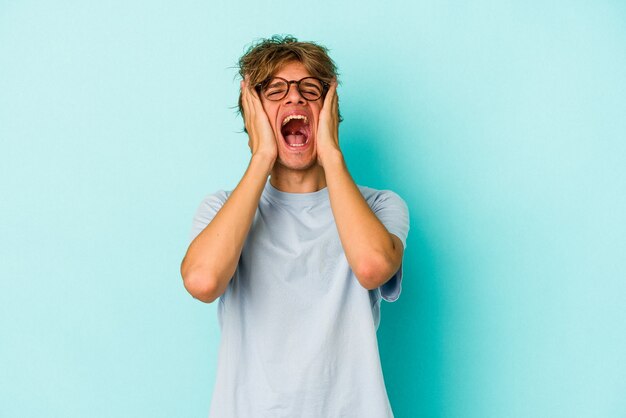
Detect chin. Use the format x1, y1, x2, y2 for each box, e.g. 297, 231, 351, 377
275, 155, 319, 172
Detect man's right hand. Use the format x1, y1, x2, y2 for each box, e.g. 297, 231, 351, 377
181, 77, 277, 303
241, 77, 277, 166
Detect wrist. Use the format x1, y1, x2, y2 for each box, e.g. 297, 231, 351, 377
249, 153, 275, 175
318, 148, 344, 169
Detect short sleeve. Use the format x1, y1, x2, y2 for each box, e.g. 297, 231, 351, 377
188, 190, 231, 245
363, 188, 410, 303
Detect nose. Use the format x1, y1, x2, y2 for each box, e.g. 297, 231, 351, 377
283, 81, 306, 104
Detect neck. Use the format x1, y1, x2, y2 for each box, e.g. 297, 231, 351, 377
269, 163, 327, 193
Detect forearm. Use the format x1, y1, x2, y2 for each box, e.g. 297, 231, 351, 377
181, 154, 273, 302
323, 152, 401, 289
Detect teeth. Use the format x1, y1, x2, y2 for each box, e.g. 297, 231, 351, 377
282, 114, 308, 126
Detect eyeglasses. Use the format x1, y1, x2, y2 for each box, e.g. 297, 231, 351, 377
255, 77, 329, 101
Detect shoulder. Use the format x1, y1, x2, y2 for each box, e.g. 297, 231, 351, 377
357, 185, 410, 249
197, 189, 232, 209
192, 189, 233, 221
188, 190, 233, 244
357, 185, 407, 210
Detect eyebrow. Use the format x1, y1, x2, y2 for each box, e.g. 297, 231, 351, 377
266, 80, 287, 88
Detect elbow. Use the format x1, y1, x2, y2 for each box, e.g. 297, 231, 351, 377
181, 267, 222, 304
352, 253, 397, 291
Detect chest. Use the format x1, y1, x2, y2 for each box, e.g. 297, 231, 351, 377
237, 204, 348, 298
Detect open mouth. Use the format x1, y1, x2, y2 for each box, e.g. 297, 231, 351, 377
280, 114, 310, 148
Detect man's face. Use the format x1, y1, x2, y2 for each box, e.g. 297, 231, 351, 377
259, 61, 323, 171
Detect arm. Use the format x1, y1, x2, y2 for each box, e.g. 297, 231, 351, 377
180, 78, 276, 303
317, 83, 404, 290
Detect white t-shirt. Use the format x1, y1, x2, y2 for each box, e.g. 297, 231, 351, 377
189, 180, 410, 418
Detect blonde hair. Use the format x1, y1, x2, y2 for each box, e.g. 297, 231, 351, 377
237, 35, 342, 123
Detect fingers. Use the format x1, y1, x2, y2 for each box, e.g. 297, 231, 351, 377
241, 76, 264, 121
322, 80, 339, 121
324, 80, 337, 107
241, 79, 252, 129
241, 77, 258, 129
246, 76, 262, 101
242, 76, 261, 102
240, 75, 277, 160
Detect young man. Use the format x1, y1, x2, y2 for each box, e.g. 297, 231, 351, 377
181, 36, 409, 417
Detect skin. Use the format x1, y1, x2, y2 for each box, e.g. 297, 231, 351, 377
180, 61, 404, 303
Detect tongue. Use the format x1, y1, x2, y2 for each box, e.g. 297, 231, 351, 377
282, 118, 309, 146
285, 133, 307, 145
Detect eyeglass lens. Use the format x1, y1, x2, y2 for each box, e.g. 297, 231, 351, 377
263, 78, 324, 101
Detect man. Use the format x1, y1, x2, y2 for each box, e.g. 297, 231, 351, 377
181, 35, 409, 417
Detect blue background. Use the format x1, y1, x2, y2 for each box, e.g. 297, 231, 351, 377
1, 1, 625, 417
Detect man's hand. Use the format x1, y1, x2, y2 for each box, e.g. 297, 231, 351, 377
241, 77, 277, 166
181, 77, 278, 303
316, 81, 342, 167
319, 81, 404, 291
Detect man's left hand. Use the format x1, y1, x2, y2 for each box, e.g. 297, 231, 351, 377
316, 81, 341, 168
